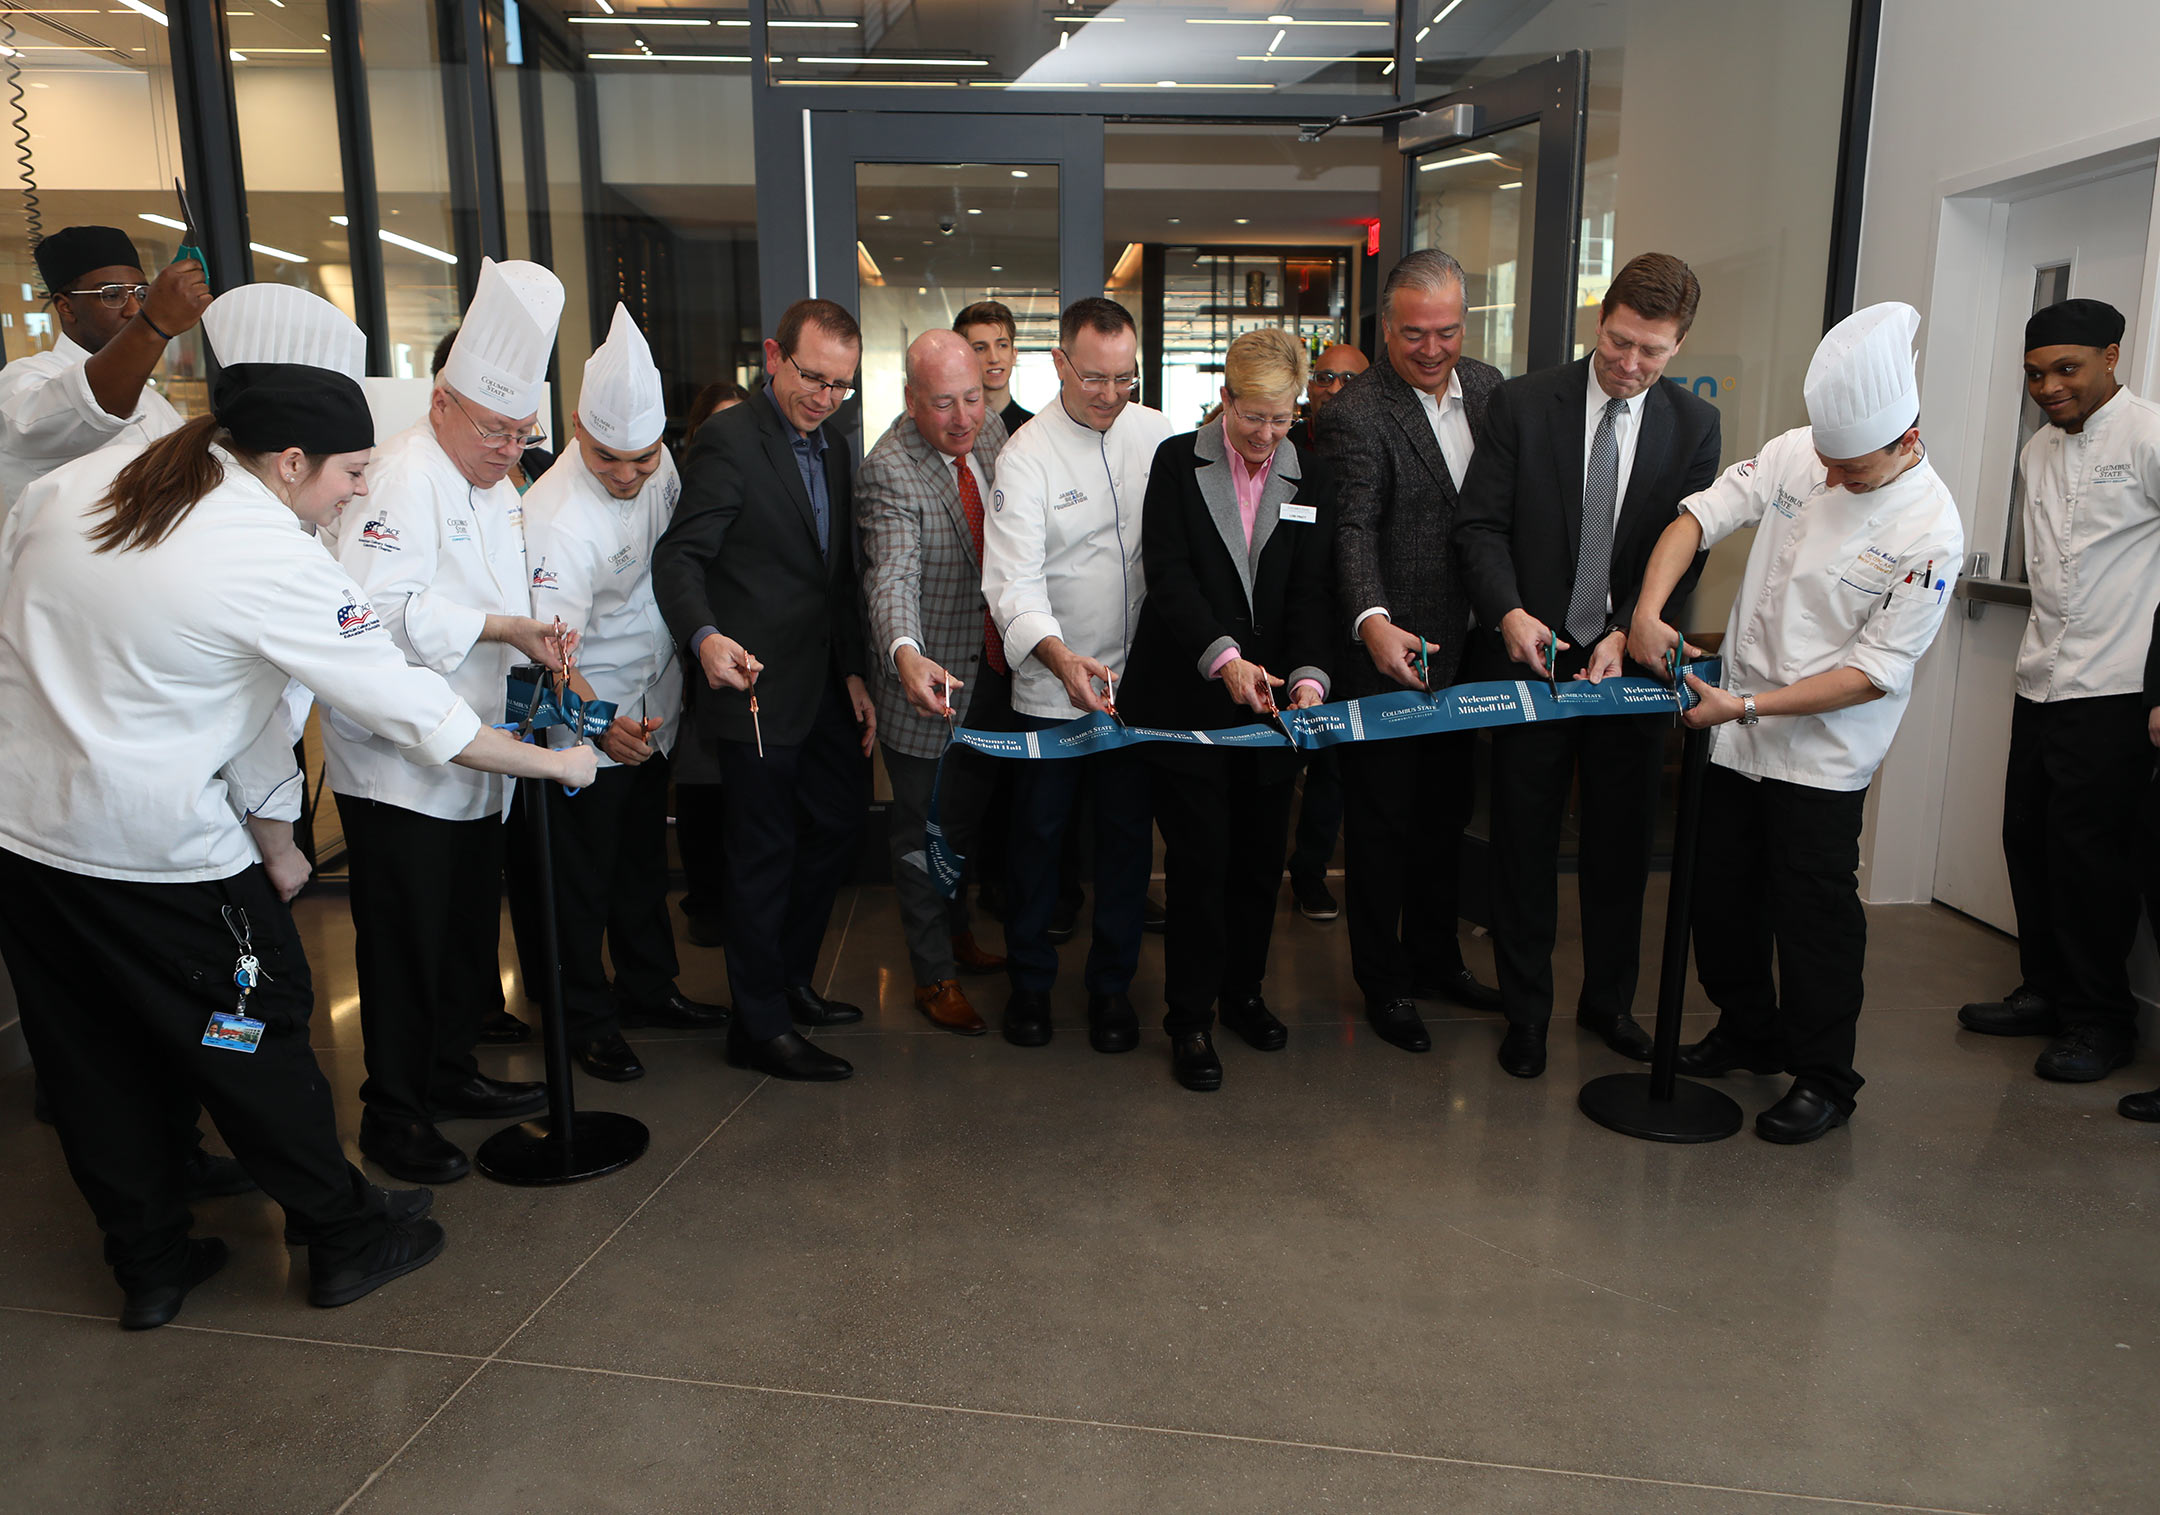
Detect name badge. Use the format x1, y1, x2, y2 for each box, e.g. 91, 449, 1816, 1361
202, 1011, 265, 1053
1278, 503, 1317, 525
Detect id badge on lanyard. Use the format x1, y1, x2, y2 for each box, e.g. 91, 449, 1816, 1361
202, 905, 270, 1053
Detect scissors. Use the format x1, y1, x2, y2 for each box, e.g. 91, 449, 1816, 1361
1103, 669, 1124, 728
748, 671, 764, 757
1543, 632, 1559, 702
1664, 646, 1685, 726
172, 178, 207, 276
1412, 631, 1430, 695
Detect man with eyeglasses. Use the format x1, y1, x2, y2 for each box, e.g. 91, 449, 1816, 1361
653, 297, 876, 1084
981, 296, 1174, 1054
323, 258, 574, 1185
0, 225, 204, 518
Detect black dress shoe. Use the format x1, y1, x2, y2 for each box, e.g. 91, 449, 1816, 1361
1087, 991, 1140, 1054
1171, 1032, 1223, 1092
1676, 1027, 1784, 1077
785, 984, 864, 1027
620, 992, 729, 1030
2035, 1024, 2135, 1083
1142, 895, 1167, 934
724, 1023, 853, 1081
1421, 965, 1503, 1013
2118, 1087, 2160, 1122
182, 1148, 259, 1202
1755, 1084, 1849, 1145
476, 1008, 532, 1044
1577, 1011, 1654, 1063
1003, 988, 1052, 1047
1291, 874, 1339, 921
1958, 985, 2060, 1037
359, 1110, 472, 1185
120, 1237, 228, 1331
1497, 1022, 1548, 1079
574, 1032, 646, 1082
432, 1071, 548, 1120
309, 1217, 447, 1309
1366, 999, 1431, 1053
1218, 993, 1288, 1052
286, 1185, 433, 1247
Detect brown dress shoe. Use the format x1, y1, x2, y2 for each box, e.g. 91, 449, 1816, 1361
915, 979, 988, 1036
949, 930, 1007, 976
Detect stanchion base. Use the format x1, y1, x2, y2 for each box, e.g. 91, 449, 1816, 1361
1578, 1073, 1744, 1144
475, 1110, 650, 1186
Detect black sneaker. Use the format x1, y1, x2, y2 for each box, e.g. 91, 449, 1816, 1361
1047, 893, 1080, 945
1142, 895, 1167, 934
285, 1185, 435, 1247
2034, 1024, 2135, 1083
1291, 874, 1339, 921
309, 1218, 447, 1309
120, 1237, 229, 1331
182, 1148, 259, 1202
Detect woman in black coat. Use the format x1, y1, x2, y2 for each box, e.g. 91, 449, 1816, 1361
1119, 328, 1338, 1092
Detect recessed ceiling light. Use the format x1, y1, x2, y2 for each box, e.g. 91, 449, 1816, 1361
1010, 169, 1028, 178
990, 265, 1002, 271
967, 207, 982, 214
876, 214, 892, 221
1235, 218, 1249, 224
1168, 217, 1180, 224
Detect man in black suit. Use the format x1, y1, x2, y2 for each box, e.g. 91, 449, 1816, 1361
1321, 248, 1505, 1054
652, 298, 876, 1082
1454, 252, 1722, 1079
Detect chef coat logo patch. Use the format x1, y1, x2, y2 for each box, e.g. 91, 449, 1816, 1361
608, 545, 636, 575
1771, 486, 1806, 519
530, 559, 559, 590
2093, 461, 2137, 485
1056, 487, 1087, 510
357, 517, 401, 551
446, 517, 472, 542
991, 488, 1004, 513
336, 598, 379, 639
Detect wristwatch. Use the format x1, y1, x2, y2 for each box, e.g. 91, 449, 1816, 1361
1738, 693, 1760, 726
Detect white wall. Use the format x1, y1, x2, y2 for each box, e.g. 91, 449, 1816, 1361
1855, 0, 2160, 946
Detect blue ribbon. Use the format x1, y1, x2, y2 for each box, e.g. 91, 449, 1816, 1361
908, 660, 1719, 900
505, 667, 617, 741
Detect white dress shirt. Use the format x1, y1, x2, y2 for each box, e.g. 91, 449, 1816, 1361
0, 332, 183, 520
2014, 385, 2160, 701
1357, 366, 1474, 636
522, 447, 685, 768
0, 446, 480, 881
322, 419, 532, 821
983, 396, 1174, 721
1683, 426, 1966, 791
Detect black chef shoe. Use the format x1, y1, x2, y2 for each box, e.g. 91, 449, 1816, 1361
432, 1072, 547, 1120
120, 1238, 229, 1331
1419, 964, 1503, 1012
785, 984, 864, 1027
724, 1023, 853, 1081
1003, 988, 1053, 1047
574, 1033, 646, 1082
1171, 1032, 1223, 1092
1676, 1027, 1783, 1077
309, 1218, 447, 1308
1087, 991, 1140, 1054
1957, 985, 2058, 1038
476, 1008, 533, 1044
1366, 999, 1431, 1053
1218, 994, 1288, 1052
1577, 1010, 1654, 1062
358, 1110, 471, 1185
1755, 1084, 1849, 1145
619, 992, 728, 1030
2035, 1024, 2135, 1083
2117, 1087, 2160, 1122
1497, 1022, 1548, 1080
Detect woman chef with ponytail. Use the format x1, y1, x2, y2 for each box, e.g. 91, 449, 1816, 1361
0, 284, 594, 1330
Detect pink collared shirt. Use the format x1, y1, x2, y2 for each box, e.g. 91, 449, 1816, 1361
1208, 434, 1321, 703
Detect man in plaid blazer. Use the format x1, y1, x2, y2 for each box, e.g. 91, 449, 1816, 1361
859, 329, 1012, 1035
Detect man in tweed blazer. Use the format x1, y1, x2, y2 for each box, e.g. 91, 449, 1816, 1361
1319, 248, 1505, 1054
859, 330, 1012, 1035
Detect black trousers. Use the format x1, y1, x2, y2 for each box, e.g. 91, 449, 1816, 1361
1152, 752, 1297, 1033
1691, 765, 1869, 1112
1488, 713, 1664, 1029
674, 780, 728, 928
2003, 694, 2153, 1033
1004, 725, 1152, 998
1287, 748, 1344, 886
507, 754, 682, 1037
713, 680, 868, 1039
338, 793, 503, 1122
0, 847, 385, 1290
1338, 729, 1475, 1006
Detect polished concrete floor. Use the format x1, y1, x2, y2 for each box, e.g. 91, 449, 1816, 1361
3, 878, 2157, 1515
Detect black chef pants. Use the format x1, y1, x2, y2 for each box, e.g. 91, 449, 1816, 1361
337, 793, 504, 1122
0, 847, 385, 1292
1003, 728, 1153, 998
538, 753, 682, 1034
2002, 693, 2152, 1034
1151, 751, 1297, 1034
1339, 729, 1476, 1007
1488, 713, 1664, 1029
1690, 765, 1869, 1113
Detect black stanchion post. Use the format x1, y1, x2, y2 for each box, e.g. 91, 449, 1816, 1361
1577, 719, 1744, 1143
476, 772, 650, 1185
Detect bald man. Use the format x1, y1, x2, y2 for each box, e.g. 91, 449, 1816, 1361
1295, 343, 1368, 455
859, 330, 1013, 1034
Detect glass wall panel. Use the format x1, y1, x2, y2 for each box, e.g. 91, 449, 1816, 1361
1408, 122, 1537, 377
361, 0, 463, 377
228, 0, 349, 305
0, 8, 205, 417
764, 0, 1397, 96
1155, 247, 1349, 429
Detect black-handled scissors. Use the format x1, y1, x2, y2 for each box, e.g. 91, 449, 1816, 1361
173, 178, 207, 276
1544, 633, 1559, 702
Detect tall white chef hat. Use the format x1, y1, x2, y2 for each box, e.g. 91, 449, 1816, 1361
1805, 301, 1922, 458
579, 303, 666, 451
202, 282, 367, 381
441, 257, 564, 420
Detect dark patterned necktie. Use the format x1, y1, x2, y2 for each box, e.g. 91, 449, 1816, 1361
1567, 397, 1625, 648
957, 457, 1007, 675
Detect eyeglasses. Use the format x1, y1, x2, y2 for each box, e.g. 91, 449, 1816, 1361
60, 283, 150, 309
1056, 350, 1139, 395
450, 391, 546, 451
1311, 369, 1359, 386
1229, 406, 1296, 431
783, 351, 857, 399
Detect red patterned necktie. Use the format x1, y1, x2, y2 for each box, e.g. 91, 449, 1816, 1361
956, 456, 1007, 675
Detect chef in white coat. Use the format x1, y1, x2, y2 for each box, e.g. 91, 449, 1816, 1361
1628, 301, 1965, 1145
323, 256, 570, 1186
0, 225, 201, 518
1954, 299, 2160, 1089
0, 283, 592, 1329
516, 303, 724, 1084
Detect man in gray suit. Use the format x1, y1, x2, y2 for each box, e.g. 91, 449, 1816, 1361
1321, 248, 1505, 1054
860, 330, 1013, 1036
